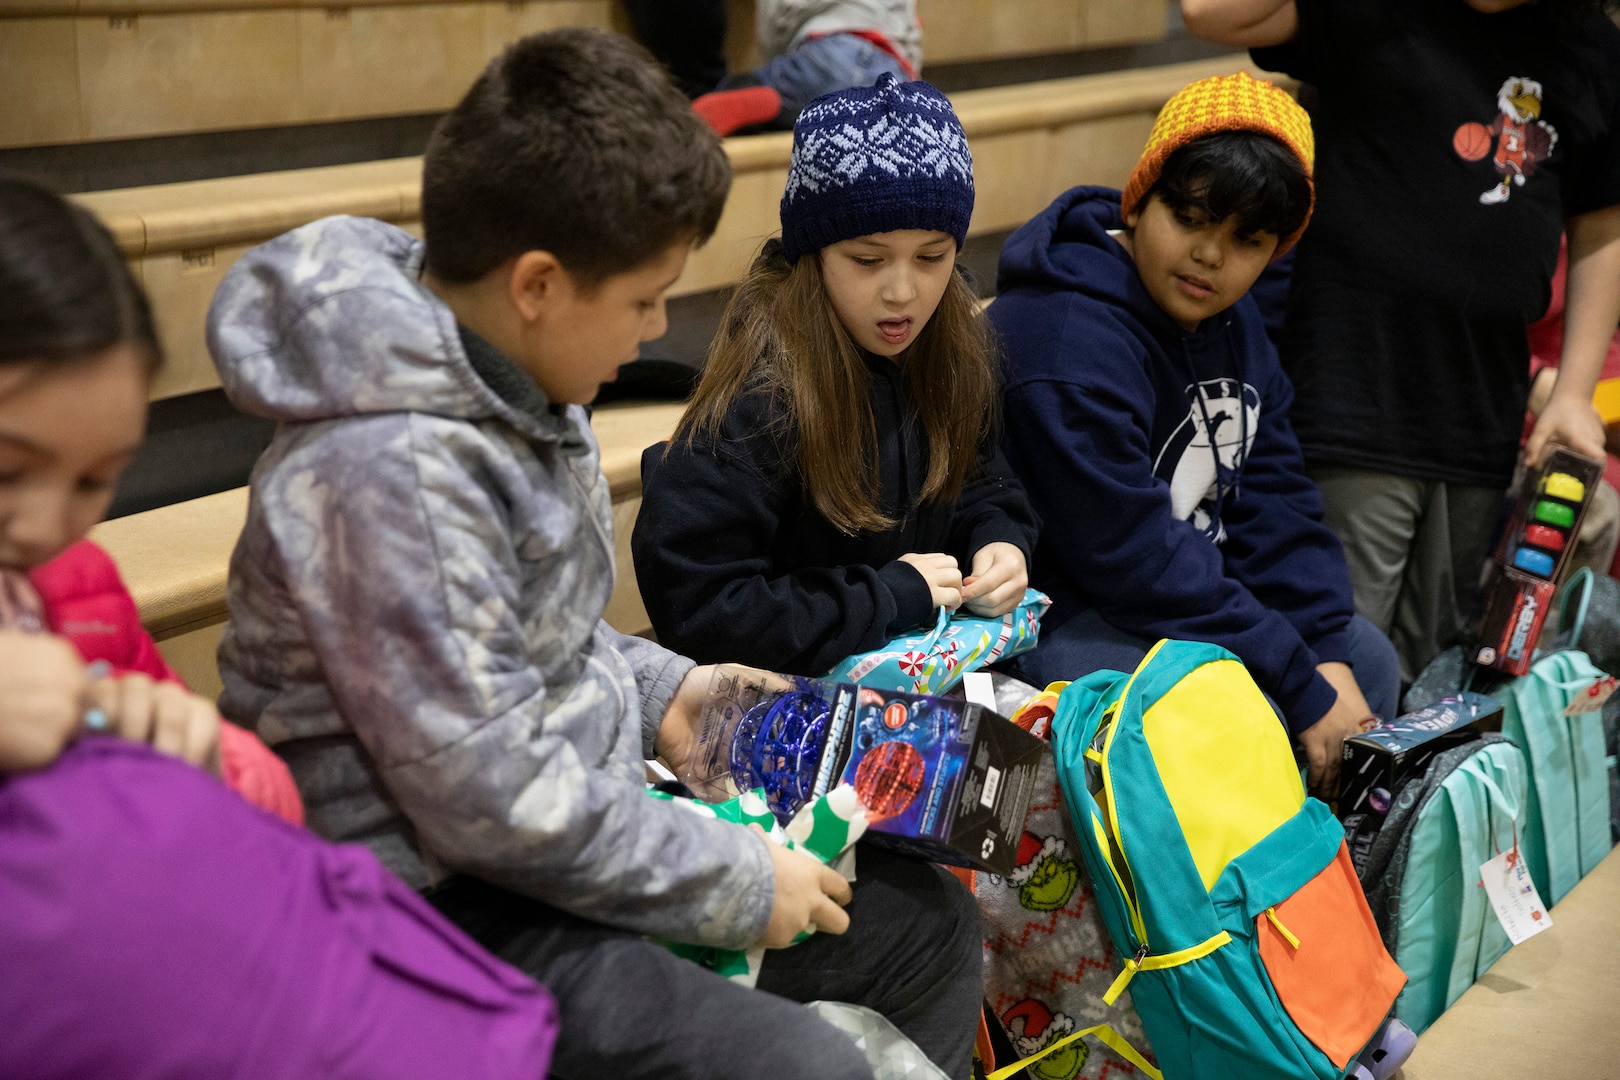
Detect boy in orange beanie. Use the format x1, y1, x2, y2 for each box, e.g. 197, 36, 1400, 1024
993, 73, 1399, 795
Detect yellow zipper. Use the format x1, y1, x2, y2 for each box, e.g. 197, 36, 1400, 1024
1090, 640, 1232, 1004
1103, 930, 1234, 1005
1265, 906, 1301, 950
1098, 638, 1168, 945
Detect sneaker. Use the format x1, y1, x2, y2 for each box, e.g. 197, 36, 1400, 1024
693, 86, 784, 137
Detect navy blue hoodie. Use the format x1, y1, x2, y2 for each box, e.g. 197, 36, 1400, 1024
633, 354, 1039, 676
991, 186, 1355, 733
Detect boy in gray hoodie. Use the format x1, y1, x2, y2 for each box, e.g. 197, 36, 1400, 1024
208, 28, 980, 1080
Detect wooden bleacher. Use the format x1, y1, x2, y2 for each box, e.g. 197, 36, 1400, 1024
78, 54, 1254, 405
80, 53, 1261, 693
0, 0, 1168, 149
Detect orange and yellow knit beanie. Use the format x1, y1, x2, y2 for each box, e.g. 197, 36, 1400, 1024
1121, 71, 1315, 257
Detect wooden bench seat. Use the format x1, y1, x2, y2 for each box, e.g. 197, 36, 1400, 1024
1, 0, 1168, 149
76, 54, 1262, 403
89, 400, 686, 697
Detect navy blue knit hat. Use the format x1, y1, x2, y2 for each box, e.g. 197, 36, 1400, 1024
779, 74, 975, 263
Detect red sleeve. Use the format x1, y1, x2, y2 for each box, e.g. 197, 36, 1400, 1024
34, 540, 179, 683
37, 542, 304, 825
217, 722, 306, 827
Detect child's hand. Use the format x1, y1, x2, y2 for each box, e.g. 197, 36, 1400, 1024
87, 672, 222, 776
898, 552, 963, 611
0, 630, 91, 771
656, 664, 789, 779
961, 542, 1028, 617
756, 824, 852, 948
654, 664, 714, 779
1526, 389, 1606, 467
1297, 662, 1378, 799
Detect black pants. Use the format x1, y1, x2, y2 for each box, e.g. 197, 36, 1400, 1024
623, 0, 729, 98
429, 843, 983, 1080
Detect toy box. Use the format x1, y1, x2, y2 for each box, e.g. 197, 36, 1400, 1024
680, 667, 1045, 874
1474, 449, 1604, 675
1339, 692, 1503, 876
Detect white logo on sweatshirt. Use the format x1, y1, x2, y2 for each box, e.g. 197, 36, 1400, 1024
1152, 377, 1260, 543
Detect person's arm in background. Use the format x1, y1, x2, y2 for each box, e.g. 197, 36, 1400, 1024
1528, 205, 1620, 466
1179, 0, 1298, 47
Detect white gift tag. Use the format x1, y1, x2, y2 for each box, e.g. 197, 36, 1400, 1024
962, 670, 998, 712
1480, 847, 1553, 945
1563, 674, 1617, 716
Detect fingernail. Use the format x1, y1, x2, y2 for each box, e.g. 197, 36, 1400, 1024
87, 660, 111, 680
83, 708, 110, 732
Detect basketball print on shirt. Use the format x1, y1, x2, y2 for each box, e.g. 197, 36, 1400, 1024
1152, 377, 1260, 543
1453, 77, 1558, 206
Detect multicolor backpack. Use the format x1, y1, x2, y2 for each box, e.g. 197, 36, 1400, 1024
1046, 640, 1406, 1080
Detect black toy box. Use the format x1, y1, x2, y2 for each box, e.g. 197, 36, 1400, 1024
1340, 692, 1503, 875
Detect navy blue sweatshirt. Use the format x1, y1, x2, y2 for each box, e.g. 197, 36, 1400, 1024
991, 186, 1355, 733
632, 353, 1040, 675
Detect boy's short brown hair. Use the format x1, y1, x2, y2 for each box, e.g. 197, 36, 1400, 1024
422, 28, 731, 286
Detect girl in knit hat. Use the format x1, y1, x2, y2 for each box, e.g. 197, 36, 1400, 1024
991, 72, 1401, 798
635, 74, 1039, 680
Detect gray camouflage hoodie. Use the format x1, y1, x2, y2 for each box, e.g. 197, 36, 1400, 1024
757, 0, 921, 72
208, 215, 774, 948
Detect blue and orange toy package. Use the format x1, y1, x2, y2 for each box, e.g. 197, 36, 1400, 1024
681, 667, 1044, 874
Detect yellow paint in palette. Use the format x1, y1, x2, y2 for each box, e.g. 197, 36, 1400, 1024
1541, 472, 1587, 502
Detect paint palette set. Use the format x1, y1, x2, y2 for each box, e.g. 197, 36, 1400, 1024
1474, 448, 1604, 676
679, 666, 1043, 874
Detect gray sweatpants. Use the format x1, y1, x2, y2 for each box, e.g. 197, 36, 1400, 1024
1310, 467, 1505, 685
429, 842, 984, 1080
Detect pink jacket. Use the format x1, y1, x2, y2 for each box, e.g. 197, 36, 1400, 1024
29, 540, 304, 826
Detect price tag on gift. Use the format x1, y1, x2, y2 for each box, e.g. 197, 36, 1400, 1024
1480, 846, 1553, 945
1562, 674, 1617, 716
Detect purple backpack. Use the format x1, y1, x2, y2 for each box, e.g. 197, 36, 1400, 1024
0, 739, 557, 1080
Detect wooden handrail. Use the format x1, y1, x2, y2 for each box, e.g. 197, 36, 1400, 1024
78, 56, 1256, 260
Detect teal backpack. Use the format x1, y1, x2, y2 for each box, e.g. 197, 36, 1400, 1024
1045, 640, 1405, 1080
1372, 736, 1529, 1034
1496, 570, 1617, 906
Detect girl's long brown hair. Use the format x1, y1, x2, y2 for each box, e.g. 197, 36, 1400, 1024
675, 241, 999, 535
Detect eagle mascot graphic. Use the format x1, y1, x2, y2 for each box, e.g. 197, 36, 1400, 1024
1453, 76, 1558, 205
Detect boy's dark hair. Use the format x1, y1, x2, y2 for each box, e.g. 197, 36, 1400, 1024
422, 28, 732, 287
0, 173, 161, 370
1136, 130, 1312, 243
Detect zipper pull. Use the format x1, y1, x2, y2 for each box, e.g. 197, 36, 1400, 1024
1265, 906, 1301, 950
1103, 944, 1149, 1006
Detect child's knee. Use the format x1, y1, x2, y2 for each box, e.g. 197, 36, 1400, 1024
935, 865, 986, 968
777, 1018, 878, 1080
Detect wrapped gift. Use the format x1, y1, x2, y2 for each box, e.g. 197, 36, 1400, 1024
827, 589, 1052, 695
